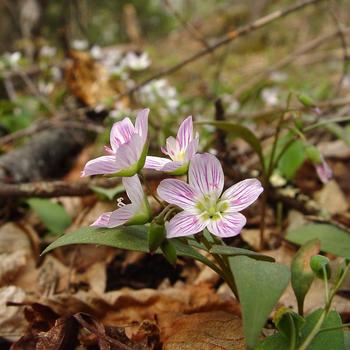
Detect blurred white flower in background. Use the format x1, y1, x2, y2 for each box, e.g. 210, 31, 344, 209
90, 45, 103, 60
269, 71, 288, 83
71, 40, 88, 51
38, 81, 54, 95
122, 52, 151, 71
40, 46, 57, 58
222, 94, 240, 114
261, 87, 280, 107
50, 66, 62, 81
139, 79, 179, 114
4, 52, 22, 68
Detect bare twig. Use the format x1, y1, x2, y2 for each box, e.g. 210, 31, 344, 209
0, 178, 120, 198
233, 28, 350, 99
163, 0, 212, 52
329, 8, 349, 95
123, 0, 325, 97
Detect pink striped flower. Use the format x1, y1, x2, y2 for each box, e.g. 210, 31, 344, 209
315, 158, 332, 184
81, 109, 149, 177
157, 153, 263, 238
144, 116, 199, 175
91, 175, 151, 228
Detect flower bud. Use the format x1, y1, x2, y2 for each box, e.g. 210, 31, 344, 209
148, 222, 166, 253
310, 255, 331, 280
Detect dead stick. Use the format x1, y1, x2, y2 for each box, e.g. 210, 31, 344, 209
124, 0, 325, 97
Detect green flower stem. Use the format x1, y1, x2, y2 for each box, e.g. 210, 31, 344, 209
289, 316, 297, 350
298, 262, 350, 350
201, 234, 239, 300
317, 322, 350, 334
140, 172, 164, 207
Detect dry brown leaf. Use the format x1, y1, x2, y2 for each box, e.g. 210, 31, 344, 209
66, 50, 129, 108
314, 180, 348, 214
0, 223, 37, 288
0, 286, 27, 342
160, 311, 245, 350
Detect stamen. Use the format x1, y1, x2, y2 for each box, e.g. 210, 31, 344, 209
117, 197, 126, 207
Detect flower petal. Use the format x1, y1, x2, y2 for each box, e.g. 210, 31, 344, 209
157, 179, 198, 210
222, 178, 263, 212
135, 108, 149, 143
108, 204, 135, 228
115, 134, 143, 168
110, 117, 135, 151
81, 156, 119, 177
162, 161, 184, 172
166, 211, 207, 238
188, 153, 224, 198
207, 212, 246, 238
144, 156, 171, 170
90, 211, 112, 227
315, 160, 332, 184
184, 137, 199, 161
122, 175, 144, 206
164, 136, 180, 158
177, 116, 193, 150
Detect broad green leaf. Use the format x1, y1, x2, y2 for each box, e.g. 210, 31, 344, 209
274, 307, 305, 344
209, 244, 275, 262
27, 198, 71, 235
42, 226, 221, 273
161, 240, 177, 265
345, 332, 350, 349
299, 309, 344, 350
286, 223, 350, 258
42, 225, 150, 254
90, 184, 124, 201
291, 239, 320, 315
197, 121, 264, 169
277, 139, 306, 180
256, 332, 288, 350
229, 256, 290, 350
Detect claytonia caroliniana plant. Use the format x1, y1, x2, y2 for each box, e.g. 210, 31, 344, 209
81, 109, 149, 177
44, 108, 349, 350
144, 116, 199, 175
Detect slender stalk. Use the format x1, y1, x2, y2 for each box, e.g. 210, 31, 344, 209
297, 262, 350, 350
317, 322, 350, 334
201, 234, 239, 299
140, 172, 164, 207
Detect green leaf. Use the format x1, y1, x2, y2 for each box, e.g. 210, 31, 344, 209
286, 223, 350, 258
299, 309, 344, 350
197, 121, 264, 170
229, 256, 290, 350
345, 332, 350, 349
273, 307, 305, 348
256, 332, 289, 350
148, 222, 166, 253
42, 225, 151, 254
209, 244, 275, 262
27, 198, 71, 235
42, 226, 222, 274
161, 240, 177, 266
90, 184, 124, 201
291, 239, 320, 315
277, 139, 306, 180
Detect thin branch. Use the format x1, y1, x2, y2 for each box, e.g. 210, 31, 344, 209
329, 8, 349, 96
163, 0, 212, 52
233, 28, 350, 99
122, 0, 325, 97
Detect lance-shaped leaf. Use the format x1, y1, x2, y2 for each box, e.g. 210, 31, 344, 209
229, 256, 290, 350
286, 223, 350, 258
291, 239, 320, 315
210, 245, 275, 262
197, 121, 264, 171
